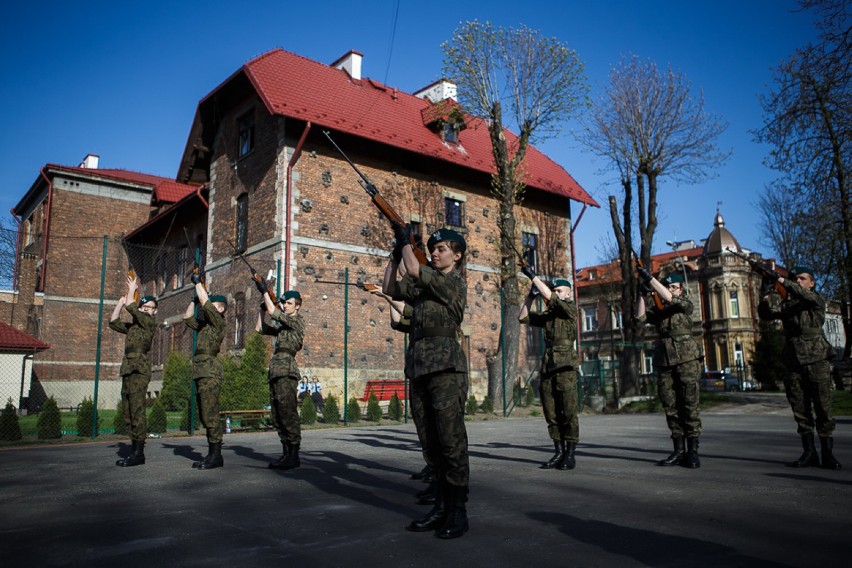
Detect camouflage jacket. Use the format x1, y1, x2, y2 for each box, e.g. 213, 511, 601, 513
109, 302, 156, 377
391, 266, 467, 379
639, 294, 702, 367
184, 300, 226, 379
520, 295, 578, 373
259, 308, 305, 381
758, 280, 832, 365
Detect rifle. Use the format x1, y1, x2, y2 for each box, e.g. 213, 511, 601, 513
182, 228, 206, 291
323, 131, 429, 265
314, 278, 380, 292
725, 247, 787, 299
226, 239, 278, 303
498, 224, 536, 275
632, 249, 665, 310
120, 236, 140, 303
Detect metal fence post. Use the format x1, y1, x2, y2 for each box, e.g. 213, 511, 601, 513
91, 235, 108, 438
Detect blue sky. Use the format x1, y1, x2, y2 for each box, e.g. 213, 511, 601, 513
0, 0, 821, 269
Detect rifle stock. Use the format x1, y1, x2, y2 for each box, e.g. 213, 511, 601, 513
725, 247, 787, 300
632, 249, 665, 310
323, 131, 428, 265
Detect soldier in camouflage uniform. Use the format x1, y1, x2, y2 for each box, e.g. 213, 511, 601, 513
256, 288, 305, 470
758, 266, 841, 469
375, 261, 436, 504
519, 271, 579, 470
109, 276, 157, 467
183, 275, 228, 470
635, 270, 703, 468
389, 226, 470, 540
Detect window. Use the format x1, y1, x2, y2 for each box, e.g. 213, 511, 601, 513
583, 306, 598, 332
612, 307, 623, 330
734, 342, 744, 370
233, 292, 246, 349
236, 193, 249, 253
442, 122, 459, 144
195, 234, 206, 270
176, 246, 188, 289
444, 197, 464, 227
729, 290, 740, 318
237, 110, 254, 157
522, 232, 538, 273
643, 353, 654, 375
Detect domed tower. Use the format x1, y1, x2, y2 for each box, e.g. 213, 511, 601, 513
703, 208, 741, 257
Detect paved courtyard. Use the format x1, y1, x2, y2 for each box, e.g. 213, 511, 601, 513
0, 409, 849, 567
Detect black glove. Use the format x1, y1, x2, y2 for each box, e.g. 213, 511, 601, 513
393, 223, 411, 248
192, 295, 200, 305
638, 281, 651, 297
760, 276, 776, 296
190, 269, 204, 285
391, 241, 403, 264
253, 277, 266, 294
520, 263, 536, 280
637, 266, 653, 283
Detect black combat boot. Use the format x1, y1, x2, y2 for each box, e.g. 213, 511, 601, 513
268, 442, 289, 469
658, 437, 686, 466
436, 485, 469, 539
411, 464, 431, 480
681, 438, 701, 468
791, 433, 820, 467
541, 440, 565, 469
198, 442, 224, 470
120, 440, 146, 467
116, 440, 137, 467
406, 482, 447, 532
416, 482, 437, 505
557, 442, 577, 470
280, 443, 300, 470
819, 436, 842, 470
192, 443, 213, 468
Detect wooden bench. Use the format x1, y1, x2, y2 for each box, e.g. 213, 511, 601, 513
220, 409, 273, 431
361, 379, 407, 402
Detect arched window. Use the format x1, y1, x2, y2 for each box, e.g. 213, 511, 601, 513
236, 193, 248, 253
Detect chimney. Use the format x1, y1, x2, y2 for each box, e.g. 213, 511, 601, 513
79, 154, 99, 169
414, 79, 457, 102
331, 50, 363, 80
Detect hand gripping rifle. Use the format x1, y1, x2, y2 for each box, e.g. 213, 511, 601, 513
182, 228, 207, 292
314, 278, 380, 292
227, 239, 278, 303
725, 247, 787, 299
120, 236, 140, 303
632, 249, 665, 310
323, 131, 429, 265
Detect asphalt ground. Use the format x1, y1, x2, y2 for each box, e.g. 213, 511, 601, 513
1, 409, 850, 568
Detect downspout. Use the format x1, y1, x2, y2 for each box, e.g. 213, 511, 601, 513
38, 167, 54, 292
10, 208, 21, 291
284, 121, 312, 287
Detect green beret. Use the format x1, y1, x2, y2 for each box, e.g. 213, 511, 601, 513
662, 273, 685, 285
426, 228, 466, 253
551, 278, 572, 289
791, 266, 815, 278
209, 295, 228, 304
139, 295, 158, 308
282, 290, 301, 302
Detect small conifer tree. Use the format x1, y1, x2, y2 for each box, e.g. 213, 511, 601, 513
0, 399, 22, 441
37, 396, 62, 439
180, 400, 201, 432
524, 386, 536, 407
347, 397, 361, 423
113, 400, 128, 435
387, 393, 403, 421
366, 392, 383, 422
465, 395, 478, 415
76, 396, 98, 437
480, 396, 495, 414
148, 398, 167, 433
322, 394, 340, 424
300, 395, 318, 425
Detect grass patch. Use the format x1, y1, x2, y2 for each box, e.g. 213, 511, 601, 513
16, 410, 185, 437
832, 390, 852, 415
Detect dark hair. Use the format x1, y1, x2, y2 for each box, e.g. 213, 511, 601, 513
447, 240, 466, 269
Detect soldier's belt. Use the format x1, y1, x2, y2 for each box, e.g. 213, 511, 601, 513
274, 348, 297, 356
124, 350, 149, 356
194, 349, 217, 356
546, 340, 573, 347
411, 327, 457, 342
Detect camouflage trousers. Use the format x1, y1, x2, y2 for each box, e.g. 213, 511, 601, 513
121, 372, 150, 442
657, 359, 702, 439
540, 367, 580, 443
410, 372, 470, 472
270, 376, 301, 445
411, 371, 469, 489
785, 359, 835, 437
195, 376, 223, 444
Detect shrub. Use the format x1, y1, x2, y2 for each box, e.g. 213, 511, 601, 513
480, 396, 495, 414
0, 399, 22, 441
148, 398, 167, 433
387, 393, 403, 421
366, 392, 383, 422
180, 400, 201, 432
524, 386, 536, 407
465, 395, 478, 415
37, 396, 62, 439
76, 397, 98, 437
347, 397, 361, 423
159, 351, 193, 411
113, 400, 128, 435
322, 394, 340, 424
300, 395, 318, 425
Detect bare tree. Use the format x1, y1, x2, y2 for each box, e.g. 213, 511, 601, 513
442, 21, 589, 407
0, 216, 18, 289
754, 0, 851, 357
578, 54, 730, 395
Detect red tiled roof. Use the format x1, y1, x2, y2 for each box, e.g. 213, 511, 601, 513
47, 164, 197, 205
0, 321, 50, 352
576, 247, 704, 288
236, 48, 597, 206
